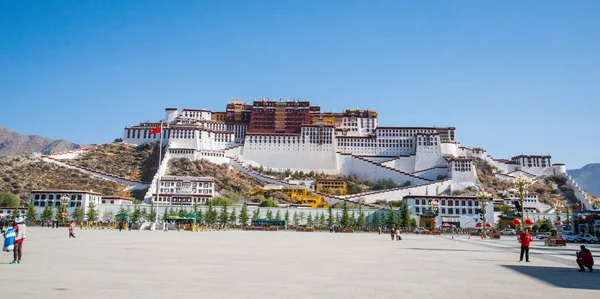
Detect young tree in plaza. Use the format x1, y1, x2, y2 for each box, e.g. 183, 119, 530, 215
386, 206, 397, 228
239, 204, 250, 226
131, 206, 142, 222
357, 206, 366, 229
229, 208, 237, 226
147, 206, 156, 223
293, 211, 299, 227
219, 206, 229, 226
206, 203, 217, 224
400, 203, 411, 227
306, 213, 314, 227
87, 202, 98, 222
26, 203, 37, 222
327, 206, 334, 228
372, 211, 380, 228
163, 207, 171, 221
196, 208, 204, 224
299, 211, 305, 224
41, 205, 54, 221
319, 211, 326, 229
284, 209, 290, 224
178, 205, 186, 217
266, 209, 273, 219
335, 212, 341, 226
341, 201, 350, 228
252, 208, 260, 221
275, 210, 281, 220
72, 207, 85, 223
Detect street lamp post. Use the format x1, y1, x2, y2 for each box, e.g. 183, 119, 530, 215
60, 195, 70, 225
476, 191, 492, 238
511, 175, 532, 231
429, 199, 439, 231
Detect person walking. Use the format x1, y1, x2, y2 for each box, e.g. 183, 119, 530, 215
390, 227, 396, 241
69, 221, 76, 238
576, 245, 594, 272
118, 221, 124, 232
518, 228, 533, 262
11, 217, 26, 264
163, 221, 169, 232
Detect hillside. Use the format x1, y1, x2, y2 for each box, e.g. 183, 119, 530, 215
167, 158, 264, 195
0, 155, 130, 205
66, 142, 161, 183
0, 126, 84, 156
568, 163, 600, 197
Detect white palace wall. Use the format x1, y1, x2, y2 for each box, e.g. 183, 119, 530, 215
241, 143, 339, 174
336, 179, 453, 204
336, 154, 429, 185
381, 156, 416, 173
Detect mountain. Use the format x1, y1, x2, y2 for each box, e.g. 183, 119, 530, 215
0, 126, 85, 156
568, 163, 600, 197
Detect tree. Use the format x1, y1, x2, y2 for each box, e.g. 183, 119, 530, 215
386, 205, 397, 228
299, 211, 305, 224
206, 203, 217, 224
409, 217, 417, 227
116, 205, 128, 223
72, 207, 85, 223
229, 208, 237, 226
259, 199, 279, 207
196, 208, 204, 224
341, 201, 351, 228
372, 211, 380, 228
266, 209, 273, 219
306, 213, 314, 227
0, 192, 20, 208
26, 203, 37, 222
147, 205, 156, 223
219, 206, 229, 226
131, 206, 142, 222
400, 203, 411, 227
239, 204, 250, 226
252, 208, 260, 221
178, 205, 186, 217
357, 206, 366, 229
334, 212, 341, 226
163, 207, 171, 221
275, 210, 281, 220
284, 209, 290, 224
327, 206, 334, 228
318, 211, 326, 229
84, 201, 97, 222
41, 205, 53, 222
350, 211, 357, 228
293, 211, 299, 227
211, 196, 232, 207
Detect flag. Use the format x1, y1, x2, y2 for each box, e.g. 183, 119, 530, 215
150, 124, 162, 135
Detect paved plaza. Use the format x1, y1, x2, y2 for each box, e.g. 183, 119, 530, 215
1, 227, 598, 299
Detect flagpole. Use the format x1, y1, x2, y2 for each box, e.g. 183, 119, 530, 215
155, 121, 163, 228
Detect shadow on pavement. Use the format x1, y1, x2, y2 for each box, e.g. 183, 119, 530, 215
406, 247, 495, 253
501, 265, 598, 290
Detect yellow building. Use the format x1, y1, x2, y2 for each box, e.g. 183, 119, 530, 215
248, 185, 329, 209
212, 112, 226, 122
316, 179, 347, 195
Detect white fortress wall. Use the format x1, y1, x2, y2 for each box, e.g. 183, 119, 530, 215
356, 156, 397, 163
411, 167, 449, 181
440, 142, 459, 157
143, 148, 172, 203
565, 174, 593, 210
381, 156, 416, 173
242, 144, 339, 174
339, 180, 453, 204
336, 153, 429, 185
414, 134, 444, 172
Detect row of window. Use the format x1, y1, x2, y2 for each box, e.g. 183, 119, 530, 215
161, 182, 213, 188
415, 199, 480, 207
159, 188, 213, 194
33, 194, 83, 200
415, 207, 479, 215
32, 201, 83, 207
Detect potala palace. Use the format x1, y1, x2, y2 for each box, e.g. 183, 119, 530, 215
120, 99, 591, 209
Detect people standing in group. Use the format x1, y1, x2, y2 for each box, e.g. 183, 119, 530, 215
576, 245, 594, 272
518, 228, 533, 262
69, 221, 76, 239
11, 217, 26, 264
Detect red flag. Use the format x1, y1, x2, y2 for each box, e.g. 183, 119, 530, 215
150, 124, 162, 135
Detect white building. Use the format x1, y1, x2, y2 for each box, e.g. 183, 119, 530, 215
403, 195, 495, 229
120, 99, 572, 205
494, 190, 551, 214
0, 208, 27, 220
153, 176, 215, 205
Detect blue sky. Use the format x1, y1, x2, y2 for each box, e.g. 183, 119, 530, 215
1, 1, 598, 168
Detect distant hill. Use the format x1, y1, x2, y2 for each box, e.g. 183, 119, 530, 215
568, 163, 600, 197
0, 126, 85, 156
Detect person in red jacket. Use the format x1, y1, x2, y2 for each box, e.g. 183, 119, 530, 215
518, 228, 533, 262
576, 245, 594, 272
